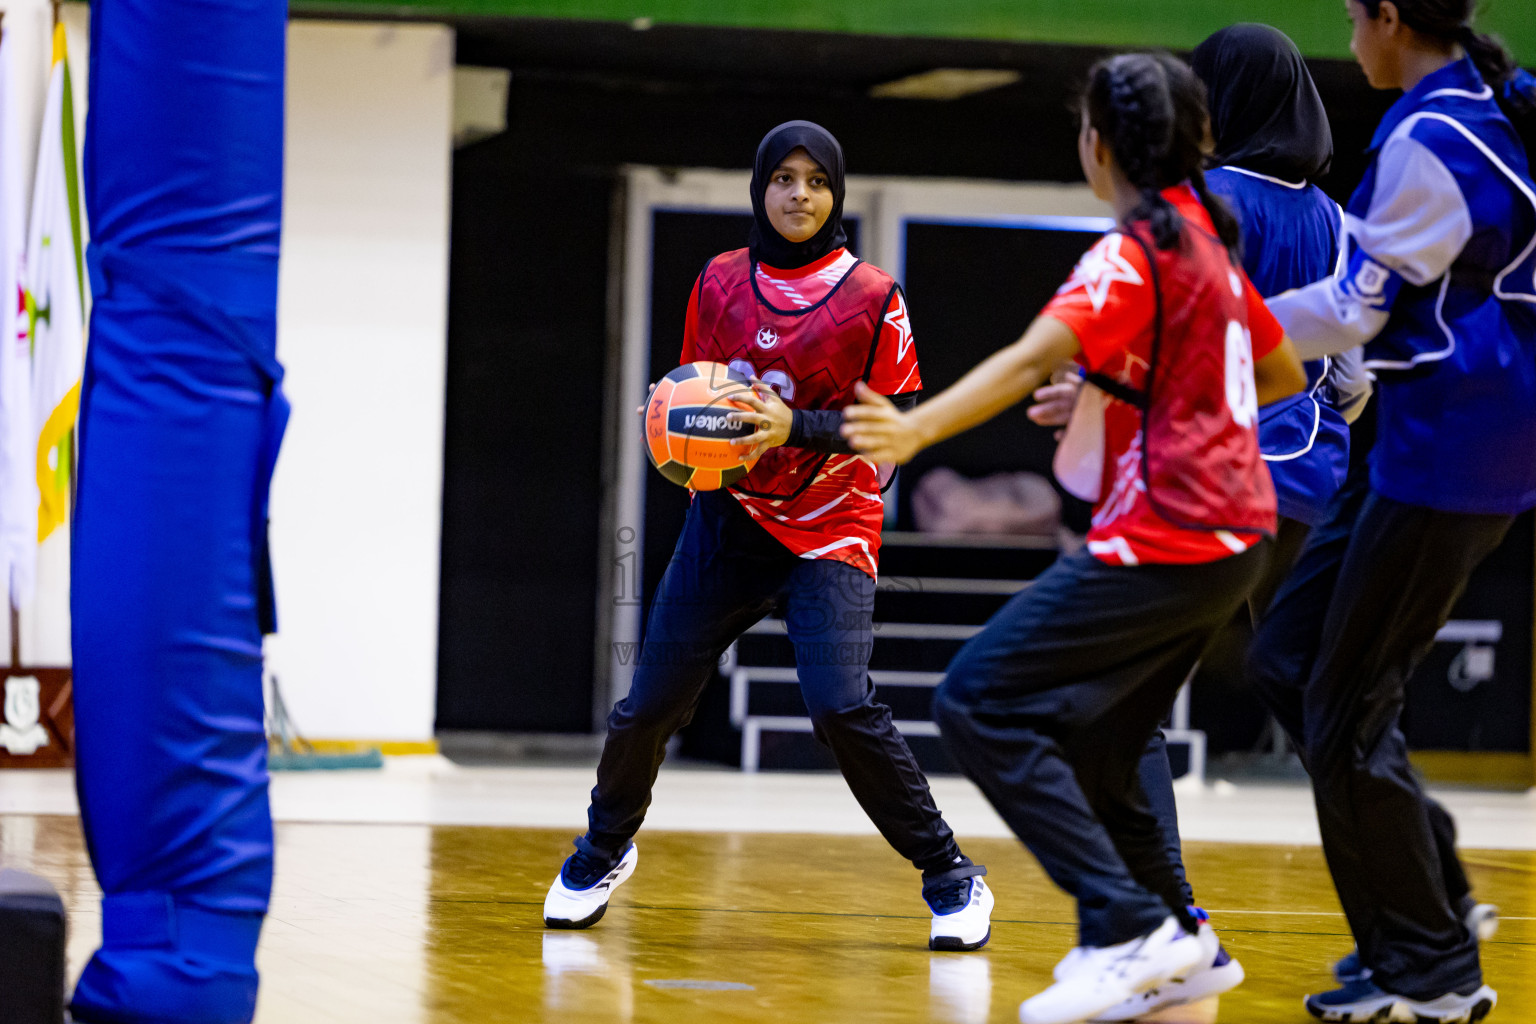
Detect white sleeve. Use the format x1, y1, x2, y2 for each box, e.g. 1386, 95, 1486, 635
1266, 277, 1388, 359
1326, 346, 1373, 424
1355, 132, 1474, 283
1268, 129, 1474, 360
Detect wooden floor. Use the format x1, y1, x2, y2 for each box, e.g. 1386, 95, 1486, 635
8, 814, 1534, 1023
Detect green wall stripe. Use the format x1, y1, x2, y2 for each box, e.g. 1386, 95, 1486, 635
294, 0, 1534, 63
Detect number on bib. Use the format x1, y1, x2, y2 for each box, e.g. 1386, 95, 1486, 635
1224, 320, 1258, 428
728, 359, 796, 402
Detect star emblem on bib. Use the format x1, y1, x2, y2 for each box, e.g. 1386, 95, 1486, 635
884, 291, 914, 362
1060, 233, 1144, 313
755, 326, 780, 350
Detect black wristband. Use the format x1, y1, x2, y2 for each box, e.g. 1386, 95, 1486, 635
787, 408, 851, 454
785, 391, 920, 453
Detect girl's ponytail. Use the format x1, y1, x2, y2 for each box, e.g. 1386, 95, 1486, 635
1457, 24, 1536, 152
1189, 166, 1243, 256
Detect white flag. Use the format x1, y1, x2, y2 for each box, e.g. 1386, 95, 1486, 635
0, 28, 34, 611
27, 24, 85, 552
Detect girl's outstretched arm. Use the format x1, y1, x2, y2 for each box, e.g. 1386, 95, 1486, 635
841, 316, 1080, 464
1254, 336, 1307, 408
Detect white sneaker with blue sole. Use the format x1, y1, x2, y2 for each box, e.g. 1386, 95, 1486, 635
543, 844, 638, 929
928, 876, 993, 951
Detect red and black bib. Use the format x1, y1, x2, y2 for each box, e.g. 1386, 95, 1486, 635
1091, 224, 1276, 536
691, 248, 897, 500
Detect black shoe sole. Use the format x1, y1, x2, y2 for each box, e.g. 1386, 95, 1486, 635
1410, 997, 1495, 1024
1306, 995, 1496, 1024
544, 903, 608, 930
1304, 1005, 1393, 1023
929, 926, 990, 952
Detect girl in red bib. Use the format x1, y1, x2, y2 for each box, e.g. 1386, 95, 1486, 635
844, 54, 1305, 1024
543, 121, 993, 953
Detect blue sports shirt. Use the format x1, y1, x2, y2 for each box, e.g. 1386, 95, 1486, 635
1206, 166, 1363, 525
1269, 56, 1536, 515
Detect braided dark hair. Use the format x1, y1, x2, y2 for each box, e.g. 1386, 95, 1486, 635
1359, 0, 1536, 133
1082, 52, 1243, 255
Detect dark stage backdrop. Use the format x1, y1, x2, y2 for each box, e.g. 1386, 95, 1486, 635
436, 158, 611, 732
898, 221, 1102, 531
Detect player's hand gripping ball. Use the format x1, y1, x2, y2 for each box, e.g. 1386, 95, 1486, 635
645, 361, 762, 490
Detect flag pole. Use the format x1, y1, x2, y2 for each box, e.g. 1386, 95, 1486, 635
61, 2, 80, 536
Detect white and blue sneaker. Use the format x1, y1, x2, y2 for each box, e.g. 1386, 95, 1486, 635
543, 843, 638, 929
1019, 915, 1204, 1024
1305, 978, 1497, 1023
1090, 913, 1244, 1020
926, 875, 994, 951
1465, 902, 1500, 942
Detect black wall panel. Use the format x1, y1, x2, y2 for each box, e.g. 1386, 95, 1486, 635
899, 222, 1102, 531
437, 153, 610, 732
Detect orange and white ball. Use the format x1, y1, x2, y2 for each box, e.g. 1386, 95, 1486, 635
644, 361, 761, 490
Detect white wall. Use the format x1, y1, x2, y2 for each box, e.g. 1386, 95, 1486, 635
2, 16, 454, 742
269, 21, 454, 742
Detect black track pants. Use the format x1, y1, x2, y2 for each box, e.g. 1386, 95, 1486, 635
935, 544, 1267, 947
585, 491, 967, 878
1249, 479, 1509, 999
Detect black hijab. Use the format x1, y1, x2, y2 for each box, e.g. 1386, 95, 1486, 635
1192, 24, 1333, 184
748, 120, 847, 269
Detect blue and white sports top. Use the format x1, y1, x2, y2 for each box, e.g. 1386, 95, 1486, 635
1206, 166, 1367, 525
1269, 56, 1536, 515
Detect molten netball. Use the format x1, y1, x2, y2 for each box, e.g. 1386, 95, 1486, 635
644, 361, 761, 490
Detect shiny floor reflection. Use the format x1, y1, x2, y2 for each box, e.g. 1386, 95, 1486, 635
9, 814, 1533, 1023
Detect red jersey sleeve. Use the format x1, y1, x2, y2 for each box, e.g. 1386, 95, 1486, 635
865, 285, 922, 396
679, 276, 703, 365
1038, 232, 1156, 373
1245, 273, 1284, 360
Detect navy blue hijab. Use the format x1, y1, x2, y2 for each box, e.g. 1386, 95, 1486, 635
1192, 24, 1333, 183
748, 120, 848, 269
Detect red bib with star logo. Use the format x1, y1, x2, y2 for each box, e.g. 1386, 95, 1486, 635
680, 247, 919, 575
1041, 187, 1280, 565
